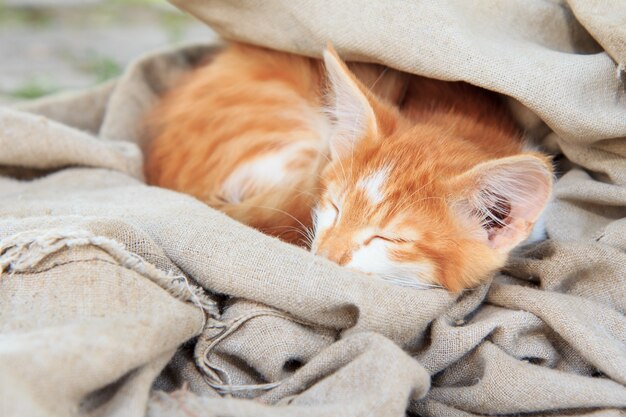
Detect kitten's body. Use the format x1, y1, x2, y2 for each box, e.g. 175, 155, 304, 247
145, 44, 326, 243
145, 43, 552, 291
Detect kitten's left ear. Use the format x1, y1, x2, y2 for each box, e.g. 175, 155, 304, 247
323, 45, 378, 160
449, 154, 553, 252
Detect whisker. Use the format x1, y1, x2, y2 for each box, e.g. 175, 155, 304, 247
264, 225, 313, 245
234, 203, 311, 232
368, 67, 389, 92
377, 273, 443, 290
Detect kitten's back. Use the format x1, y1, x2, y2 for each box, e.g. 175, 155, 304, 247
400, 76, 522, 156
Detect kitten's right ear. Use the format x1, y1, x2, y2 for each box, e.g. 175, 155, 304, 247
449, 154, 553, 252
323, 45, 378, 160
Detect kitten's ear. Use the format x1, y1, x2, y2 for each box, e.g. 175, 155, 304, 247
323, 45, 378, 160
449, 154, 553, 252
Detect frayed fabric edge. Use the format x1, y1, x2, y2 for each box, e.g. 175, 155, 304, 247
0, 228, 219, 320
194, 308, 332, 395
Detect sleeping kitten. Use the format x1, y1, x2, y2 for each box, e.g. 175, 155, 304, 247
145, 43, 553, 291
311, 47, 552, 290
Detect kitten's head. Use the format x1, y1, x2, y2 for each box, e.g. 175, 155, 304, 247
311, 47, 553, 291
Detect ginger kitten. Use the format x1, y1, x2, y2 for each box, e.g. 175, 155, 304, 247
311, 47, 552, 290
145, 43, 553, 291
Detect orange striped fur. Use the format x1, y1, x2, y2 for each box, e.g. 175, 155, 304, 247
145, 43, 553, 291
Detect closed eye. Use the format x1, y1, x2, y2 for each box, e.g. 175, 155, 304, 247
364, 235, 413, 245
314, 201, 340, 232
328, 201, 340, 225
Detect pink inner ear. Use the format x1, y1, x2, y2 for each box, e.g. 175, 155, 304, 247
323, 49, 378, 161
467, 156, 553, 251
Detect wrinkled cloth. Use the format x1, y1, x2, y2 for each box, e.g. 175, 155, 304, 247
1, 1, 625, 416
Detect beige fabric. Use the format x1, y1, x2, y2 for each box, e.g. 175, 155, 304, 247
1, 1, 625, 416
149, 332, 430, 417
568, 0, 626, 68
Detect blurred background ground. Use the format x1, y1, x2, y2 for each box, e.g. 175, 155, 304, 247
0, 0, 217, 105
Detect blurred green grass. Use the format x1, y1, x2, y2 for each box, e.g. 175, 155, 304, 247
9, 78, 59, 99
0, 0, 192, 29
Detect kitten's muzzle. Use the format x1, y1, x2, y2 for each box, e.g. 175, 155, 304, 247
316, 245, 353, 266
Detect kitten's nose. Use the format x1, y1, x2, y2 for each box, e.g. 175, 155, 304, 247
317, 246, 352, 266
334, 251, 352, 266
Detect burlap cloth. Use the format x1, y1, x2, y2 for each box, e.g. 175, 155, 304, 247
1, 1, 625, 416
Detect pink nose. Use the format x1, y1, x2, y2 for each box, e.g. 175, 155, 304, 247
316, 247, 352, 266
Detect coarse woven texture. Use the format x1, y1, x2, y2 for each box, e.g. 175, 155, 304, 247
1, 1, 625, 416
